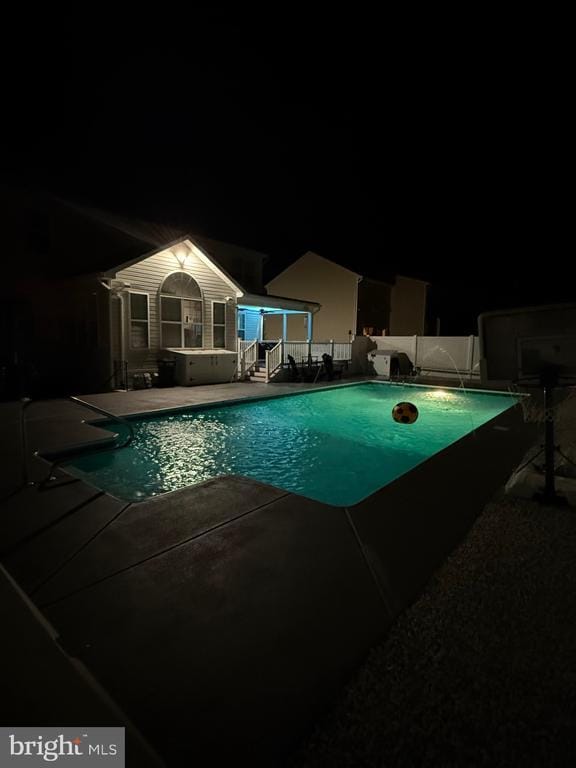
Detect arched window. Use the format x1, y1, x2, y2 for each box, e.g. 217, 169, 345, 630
160, 272, 203, 348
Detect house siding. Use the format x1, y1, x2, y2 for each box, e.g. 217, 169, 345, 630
110, 246, 237, 376
240, 309, 261, 341
266, 252, 359, 342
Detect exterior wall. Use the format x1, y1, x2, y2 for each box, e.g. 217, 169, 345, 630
240, 309, 261, 341
266, 252, 359, 343
111, 246, 237, 377
389, 276, 428, 335
263, 313, 309, 341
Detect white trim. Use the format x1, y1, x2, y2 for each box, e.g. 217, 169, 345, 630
128, 291, 150, 350
159, 271, 204, 349
101, 235, 245, 297
237, 309, 246, 341
187, 240, 244, 297
212, 300, 227, 349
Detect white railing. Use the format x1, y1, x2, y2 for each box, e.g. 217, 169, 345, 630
333, 342, 353, 361
311, 342, 333, 359
237, 339, 253, 356
282, 340, 352, 364
239, 339, 258, 379
265, 340, 283, 383
237, 339, 354, 383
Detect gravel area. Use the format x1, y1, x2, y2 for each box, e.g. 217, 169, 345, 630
294, 394, 576, 767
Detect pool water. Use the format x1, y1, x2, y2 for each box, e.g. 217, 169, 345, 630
65, 382, 518, 506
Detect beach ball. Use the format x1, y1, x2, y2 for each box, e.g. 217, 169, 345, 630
392, 401, 419, 424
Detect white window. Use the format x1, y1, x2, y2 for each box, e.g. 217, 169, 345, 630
129, 292, 150, 349
159, 272, 203, 348
237, 310, 246, 341
213, 301, 226, 348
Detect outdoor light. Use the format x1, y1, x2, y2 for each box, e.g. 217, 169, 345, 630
174, 245, 190, 268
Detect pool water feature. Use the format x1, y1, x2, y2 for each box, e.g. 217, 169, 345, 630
65, 382, 519, 507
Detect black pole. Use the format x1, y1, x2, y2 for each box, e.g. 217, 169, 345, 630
543, 380, 556, 503
535, 365, 568, 506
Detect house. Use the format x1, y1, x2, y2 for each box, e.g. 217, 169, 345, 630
265, 251, 429, 341
101, 237, 319, 388
0, 191, 319, 396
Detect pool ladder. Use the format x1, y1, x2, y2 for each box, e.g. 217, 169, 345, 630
19, 395, 135, 491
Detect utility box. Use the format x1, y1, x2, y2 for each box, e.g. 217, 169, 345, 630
163, 349, 238, 385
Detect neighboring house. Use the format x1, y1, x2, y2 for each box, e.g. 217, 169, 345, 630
265, 251, 429, 341
356, 277, 392, 337
265, 252, 360, 343
388, 275, 429, 336
0, 191, 319, 396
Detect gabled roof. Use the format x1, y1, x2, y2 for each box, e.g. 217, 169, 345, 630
395, 273, 430, 286
266, 249, 431, 288
101, 235, 246, 297
59, 201, 268, 282
2, 190, 269, 292
266, 250, 362, 286
191, 234, 268, 267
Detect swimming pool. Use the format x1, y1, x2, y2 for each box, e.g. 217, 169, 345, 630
65, 382, 519, 506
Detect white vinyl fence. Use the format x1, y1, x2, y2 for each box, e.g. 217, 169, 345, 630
371, 335, 480, 379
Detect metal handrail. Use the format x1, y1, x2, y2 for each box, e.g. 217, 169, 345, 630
19, 395, 134, 491
69, 395, 135, 447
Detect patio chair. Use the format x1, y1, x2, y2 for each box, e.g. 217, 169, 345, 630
321, 354, 343, 381
287, 354, 300, 382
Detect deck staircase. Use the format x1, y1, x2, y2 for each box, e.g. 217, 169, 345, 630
247, 361, 282, 383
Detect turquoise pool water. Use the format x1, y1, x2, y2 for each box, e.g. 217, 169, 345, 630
65, 383, 518, 506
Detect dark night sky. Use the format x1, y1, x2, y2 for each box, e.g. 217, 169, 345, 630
1, 13, 571, 333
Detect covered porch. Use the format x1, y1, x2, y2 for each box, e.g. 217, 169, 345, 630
237, 292, 320, 343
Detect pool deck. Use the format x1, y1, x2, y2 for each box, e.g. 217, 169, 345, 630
0, 379, 537, 766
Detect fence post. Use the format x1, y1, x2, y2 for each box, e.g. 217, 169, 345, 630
467, 335, 475, 376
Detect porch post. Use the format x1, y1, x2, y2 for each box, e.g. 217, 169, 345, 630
259, 310, 264, 341
307, 311, 313, 340
282, 313, 288, 341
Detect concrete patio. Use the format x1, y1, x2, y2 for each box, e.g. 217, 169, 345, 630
0, 379, 537, 766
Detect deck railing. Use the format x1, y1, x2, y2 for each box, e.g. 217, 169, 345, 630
237, 339, 353, 382
238, 339, 258, 378
265, 340, 283, 383
282, 340, 352, 364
